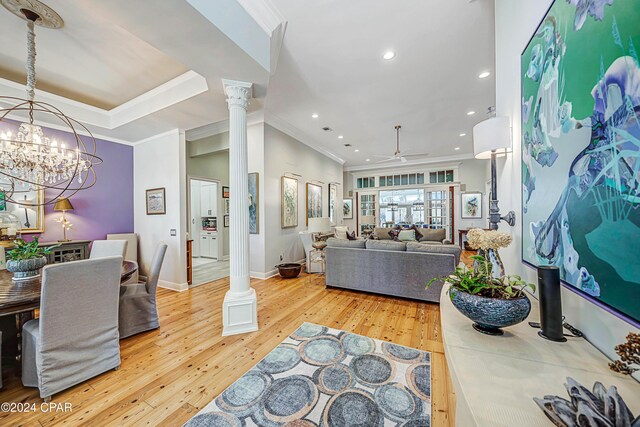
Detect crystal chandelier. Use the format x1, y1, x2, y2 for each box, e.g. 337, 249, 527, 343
0, 0, 101, 206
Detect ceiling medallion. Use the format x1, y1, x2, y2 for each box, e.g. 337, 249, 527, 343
0, 0, 102, 206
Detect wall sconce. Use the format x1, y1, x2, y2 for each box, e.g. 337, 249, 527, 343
473, 116, 516, 230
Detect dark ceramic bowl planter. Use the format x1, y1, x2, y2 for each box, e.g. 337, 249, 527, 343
276, 263, 302, 279
449, 287, 532, 336
6, 256, 48, 282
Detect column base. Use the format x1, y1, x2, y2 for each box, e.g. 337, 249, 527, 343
222, 288, 258, 336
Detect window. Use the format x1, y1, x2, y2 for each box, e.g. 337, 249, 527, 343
425, 190, 452, 240
356, 177, 375, 189
377, 172, 427, 188
379, 189, 425, 226
429, 169, 455, 184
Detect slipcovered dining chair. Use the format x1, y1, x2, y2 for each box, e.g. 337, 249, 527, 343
90, 239, 127, 259
119, 243, 167, 339
22, 256, 123, 401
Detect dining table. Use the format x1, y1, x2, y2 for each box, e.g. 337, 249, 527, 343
0, 260, 138, 375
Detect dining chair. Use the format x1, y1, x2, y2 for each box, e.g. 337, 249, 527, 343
89, 240, 127, 259
22, 256, 123, 401
107, 233, 139, 284
118, 243, 168, 339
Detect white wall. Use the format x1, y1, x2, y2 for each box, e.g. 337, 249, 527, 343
134, 129, 188, 290
264, 124, 343, 276
495, 0, 639, 361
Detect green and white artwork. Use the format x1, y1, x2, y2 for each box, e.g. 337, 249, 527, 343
521, 0, 640, 324
306, 182, 322, 226
328, 183, 337, 225
281, 176, 298, 228
249, 172, 259, 234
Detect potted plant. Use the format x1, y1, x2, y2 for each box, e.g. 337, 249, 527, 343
429, 229, 536, 335
5, 237, 59, 281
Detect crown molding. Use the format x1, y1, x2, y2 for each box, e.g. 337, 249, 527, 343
0, 70, 208, 131
344, 153, 475, 172
264, 111, 345, 165
235, 0, 286, 35
185, 110, 265, 141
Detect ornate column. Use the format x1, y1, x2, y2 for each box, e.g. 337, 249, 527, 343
222, 79, 258, 336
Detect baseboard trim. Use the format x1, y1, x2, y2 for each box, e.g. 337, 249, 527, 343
158, 280, 189, 292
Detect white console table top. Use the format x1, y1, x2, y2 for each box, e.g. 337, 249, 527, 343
440, 283, 640, 426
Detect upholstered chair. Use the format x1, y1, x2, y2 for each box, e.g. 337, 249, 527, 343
22, 256, 123, 401
90, 240, 128, 259
118, 244, 168, 339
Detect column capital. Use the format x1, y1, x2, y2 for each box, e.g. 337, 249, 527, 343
222, 79, 253, 110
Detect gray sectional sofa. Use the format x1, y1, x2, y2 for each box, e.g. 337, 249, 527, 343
325, 238, 461, 303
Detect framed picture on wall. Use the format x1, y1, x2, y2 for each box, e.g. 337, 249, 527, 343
343, 198, 353, 219
223, 215, 229, 227
461, 192, 482, 219
249, 172, 259, 234
222, 186, 230, 198
328, 183, 337, 225
306, 182, 322, 226
224, 198, 230, 215
281, 176, 298, 228
146, 188, 166, 215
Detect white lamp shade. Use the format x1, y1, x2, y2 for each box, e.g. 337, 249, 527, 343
308, 217, 331, 233
473, 116, 512, 159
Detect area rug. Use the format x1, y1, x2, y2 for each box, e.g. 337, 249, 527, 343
185, 322, 431, 426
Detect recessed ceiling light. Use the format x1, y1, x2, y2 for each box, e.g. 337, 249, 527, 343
478, 71, 491, 79
454, 147, 461, 151
467, 111, 476, 116
459, 133, 466, 137
338, 135, 344, 139
366, 158, 371, 162
354, 149, 360, 152
383, 51, 396, 60
311, 113, 319, 119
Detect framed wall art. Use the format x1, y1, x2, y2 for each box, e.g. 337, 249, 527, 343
281, 176, 298, 228
461, 192, 482, 219
306, 182, 322, 226
146, 188, 166, 215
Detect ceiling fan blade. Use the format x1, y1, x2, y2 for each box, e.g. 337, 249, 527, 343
401, 153, 430, 159
375, 157, 400, 164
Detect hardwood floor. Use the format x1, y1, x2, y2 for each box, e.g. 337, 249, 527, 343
0, 273, 456, 426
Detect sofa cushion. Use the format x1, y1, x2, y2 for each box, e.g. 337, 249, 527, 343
418, 228, 446, 242
334, 226, 349, 240
366, 239, 406, 252
326, 237, 366, 249
373, 227, 394, 240
398, 229, 417, 242
406, 242, 461, 264
420, 241, 443, 245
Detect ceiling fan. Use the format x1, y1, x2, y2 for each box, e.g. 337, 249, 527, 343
372, 125, 429, 164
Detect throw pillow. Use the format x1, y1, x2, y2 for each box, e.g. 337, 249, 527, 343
398, 229, 416, 242
388, 228, 401, 241
334, 226, 349, 240
409, 224, 423, 241
346, 231, 357, 240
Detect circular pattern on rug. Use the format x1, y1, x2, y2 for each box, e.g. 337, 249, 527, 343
262, 375, 319, 423
257, 344, 301, 374
215, 370, 272, 413
313, 364, 354, 395
399, 417, 431, 427
185, 411, 244, 427
291, 323, 328, 340
374, 382, 423, 421
349, 354, 395, 386
323, 389, 384, 427
283, 420, 318, 427
341, 333, 375, 356
299, 335, 345, 366
382, 342, 424, 363
406, 363, 431, 401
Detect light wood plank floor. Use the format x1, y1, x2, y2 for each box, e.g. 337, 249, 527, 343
0, 273, 456, 426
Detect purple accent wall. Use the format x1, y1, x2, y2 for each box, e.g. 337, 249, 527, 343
2, 120, 134, 243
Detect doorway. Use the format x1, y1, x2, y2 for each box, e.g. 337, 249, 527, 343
188, 177, 229, 286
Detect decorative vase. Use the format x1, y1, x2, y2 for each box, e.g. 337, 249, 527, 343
5, 256, 47, 281
449, 287, 532, 336
474, 248, 506, 279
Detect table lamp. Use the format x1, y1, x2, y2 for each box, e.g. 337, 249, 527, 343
473, 116, 516, 230
54, 198, 74, 242
308, 217, 331, 234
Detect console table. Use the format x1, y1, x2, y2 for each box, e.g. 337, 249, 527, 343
0, 240, 90, 265
440, 283, 640, 426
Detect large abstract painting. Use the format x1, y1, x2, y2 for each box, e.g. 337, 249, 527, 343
306, 182, 322, 226
248, 172, 259, 234
281, 176, 298, 228
521, 0, 640, 325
